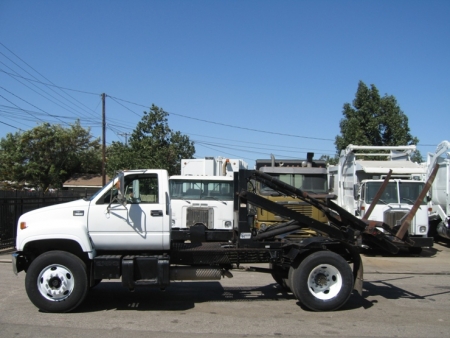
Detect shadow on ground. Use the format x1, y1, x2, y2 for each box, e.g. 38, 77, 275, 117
361, 245, 438, 258
76, 281, 297, 313
75, 271, 450, 314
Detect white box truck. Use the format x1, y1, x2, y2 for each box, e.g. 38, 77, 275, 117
181, 157, 248, 176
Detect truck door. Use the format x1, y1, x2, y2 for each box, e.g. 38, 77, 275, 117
88, 174, 168, 251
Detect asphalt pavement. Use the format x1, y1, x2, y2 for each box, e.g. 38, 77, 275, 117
2, 241, 450, 338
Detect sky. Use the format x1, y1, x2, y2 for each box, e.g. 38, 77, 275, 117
0, 0, 449, 168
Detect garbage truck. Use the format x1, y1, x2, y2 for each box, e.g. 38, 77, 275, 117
426, 141, 450, 240
254, 153, 329, 231
328, 144, 433, 251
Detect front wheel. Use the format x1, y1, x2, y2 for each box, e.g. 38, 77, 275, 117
25, 251, 88, 313
289, 251, 354, 311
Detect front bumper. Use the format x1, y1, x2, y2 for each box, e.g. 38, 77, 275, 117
409, 236, 434, 248
11, 252, 27, 275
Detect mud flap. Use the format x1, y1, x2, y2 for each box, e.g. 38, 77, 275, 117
354, 257, 363, 296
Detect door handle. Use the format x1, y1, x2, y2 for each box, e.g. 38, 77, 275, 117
151, 210, 163, 217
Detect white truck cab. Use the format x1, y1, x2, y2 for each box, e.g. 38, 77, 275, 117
169, 175, 234, 230
357, 178, 429, 235
169, 157, 247, 230
15, 169, 171, 256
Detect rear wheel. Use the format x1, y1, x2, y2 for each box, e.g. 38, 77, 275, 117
25, 251, 88, 313
289, 251, 353, 311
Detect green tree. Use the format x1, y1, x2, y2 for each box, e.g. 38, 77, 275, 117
0, 121, 102, 190
319, 154, 338, 165
106, 104, 195, 176
335, 81, 422, 162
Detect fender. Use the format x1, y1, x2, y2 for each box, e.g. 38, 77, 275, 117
283, 237, 363, 295
19, 231, 95, 259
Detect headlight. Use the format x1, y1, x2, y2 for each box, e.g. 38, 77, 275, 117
260, 223, 267, 230
224, 221, 232, 227
419, 226, 427, 233
171, 219, 176, 225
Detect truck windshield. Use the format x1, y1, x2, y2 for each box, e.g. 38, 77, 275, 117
86, 176, 116, 201
259, 174, 327, 195
169, 180, 234, 200
365, 181, 426, 205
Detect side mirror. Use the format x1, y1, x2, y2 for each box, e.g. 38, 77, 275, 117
116, 172, 127, 205
108, 172, 127, 209
353, 184, 360, 199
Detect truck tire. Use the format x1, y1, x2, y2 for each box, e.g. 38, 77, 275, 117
25, 251, 88, 313
289, 251, 353, 311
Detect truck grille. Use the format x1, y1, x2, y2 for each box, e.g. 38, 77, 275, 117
278, 203, 313, 217
186, 208, 214, 229
384, 210, 408, 228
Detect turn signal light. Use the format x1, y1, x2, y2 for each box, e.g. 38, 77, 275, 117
20, 222, 27, 230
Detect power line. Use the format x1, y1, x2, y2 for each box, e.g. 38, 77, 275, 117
0, 86, 68, 125
0, 43, 102, 134
186, 132, 336, 153
0, 92, 47, 124
0, 42, 435, 153
0, 69, 99, 96
195, 140, 334, 159
108, 96, 143, 118
0, 119, 23, 130
0, 64, 98, 122
107, 95, 334, 142
118, 132, 131, 145
0, 43, 99, 97
195, 143, 255, 163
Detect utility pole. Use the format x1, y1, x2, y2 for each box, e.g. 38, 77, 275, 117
102, 93, 106, 186
118, 132, 131, 146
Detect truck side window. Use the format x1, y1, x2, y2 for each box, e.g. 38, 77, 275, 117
136, 176, 159, 203
99, 187, 119, 204
123, 176, 159, 204
96, 175, 159, 205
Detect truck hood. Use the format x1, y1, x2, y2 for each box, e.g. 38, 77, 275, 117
16, 199, 93, 252
20, 199, 90, 219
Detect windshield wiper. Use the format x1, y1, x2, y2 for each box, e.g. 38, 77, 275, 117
401, 198, 415, 204
208, 196, 227, 205
375, 199, 393, 208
